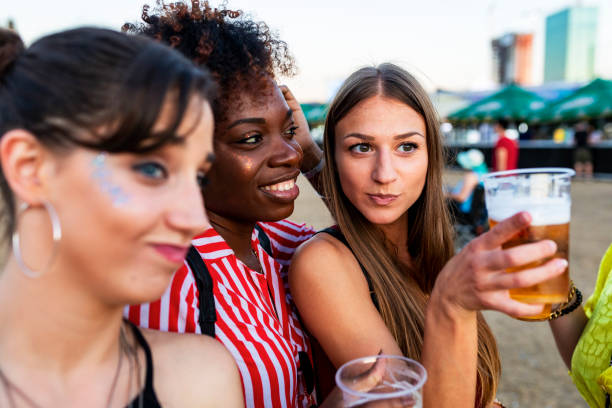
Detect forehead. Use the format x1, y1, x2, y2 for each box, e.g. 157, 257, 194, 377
220, 84, 290, 126
335, 95, 426, 139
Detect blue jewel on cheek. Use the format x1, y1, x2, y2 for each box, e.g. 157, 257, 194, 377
90, 153, 131, 207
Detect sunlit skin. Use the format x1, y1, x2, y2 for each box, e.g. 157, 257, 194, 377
19, 96, 215, 307
202, 83, 303, 269
334, 95, 428, 244
0, 93, 246, 407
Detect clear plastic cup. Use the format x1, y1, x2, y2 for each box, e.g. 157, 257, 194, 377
482, 167, 574, 320
335, 355, 427, 407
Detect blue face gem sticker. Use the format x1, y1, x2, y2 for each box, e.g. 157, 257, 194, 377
91, 153, 130, 206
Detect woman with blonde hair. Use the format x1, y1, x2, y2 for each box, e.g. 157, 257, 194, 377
290, 63, 568, 407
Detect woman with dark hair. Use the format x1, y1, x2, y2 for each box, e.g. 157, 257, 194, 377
123, 2, 323, 407
289, 63, 568, 407
0, 27, 242, 406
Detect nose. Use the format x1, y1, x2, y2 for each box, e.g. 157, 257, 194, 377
166, 177, 210, 238
268, 134, 303, 169
371, 148, 398, 184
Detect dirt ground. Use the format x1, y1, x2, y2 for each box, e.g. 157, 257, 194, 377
290, 171, 612, 408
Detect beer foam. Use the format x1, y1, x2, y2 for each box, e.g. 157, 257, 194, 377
487, 199, 570, 226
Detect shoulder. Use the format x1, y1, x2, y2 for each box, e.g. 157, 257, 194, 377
289, 231, 370, 299
464, 171, 479, 185
293, 230, 349, 259
142, 329, 243, 407
257, 220, 316, 257
502, 136, 517, 148
258, 220, 315, 241
289, 232, 402, 366
265, 218, 315, 232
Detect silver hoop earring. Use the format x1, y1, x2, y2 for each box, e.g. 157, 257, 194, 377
11, 201, 62, 278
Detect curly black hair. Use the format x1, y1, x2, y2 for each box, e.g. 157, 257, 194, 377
123, 1, 296, 123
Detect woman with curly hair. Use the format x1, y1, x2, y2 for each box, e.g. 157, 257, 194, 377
0, 27, 242, 407
123, 2, 324, 407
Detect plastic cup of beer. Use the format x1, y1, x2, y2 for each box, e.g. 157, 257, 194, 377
335, 355, 427, 407
482, 167, 574, 320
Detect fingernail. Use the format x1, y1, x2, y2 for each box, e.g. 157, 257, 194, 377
556, 259, 569, 270
519, 212, 531, 224
547, 240, 557, 252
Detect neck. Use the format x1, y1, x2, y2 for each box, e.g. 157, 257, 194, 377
0, 257, 124, 375
207, 211, 257, 264
378, 213, 410, 265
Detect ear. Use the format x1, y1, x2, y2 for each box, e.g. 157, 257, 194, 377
0, 129, 49, 206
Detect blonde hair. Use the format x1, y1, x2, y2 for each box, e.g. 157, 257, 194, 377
321, 63, 500, 407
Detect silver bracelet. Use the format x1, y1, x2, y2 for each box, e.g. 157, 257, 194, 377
302, 156, 325, 179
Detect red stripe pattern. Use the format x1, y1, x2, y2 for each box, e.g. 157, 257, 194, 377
125, 220, 316, 408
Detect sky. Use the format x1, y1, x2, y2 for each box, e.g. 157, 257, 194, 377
3, 0, 611, 102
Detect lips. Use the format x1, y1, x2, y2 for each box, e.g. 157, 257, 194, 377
367, 193, 399, 206
151, 244, 189, 265
259, 176, 300, 202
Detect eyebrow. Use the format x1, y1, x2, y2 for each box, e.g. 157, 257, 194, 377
343, 131, 424, 141
226, 109, 294, 129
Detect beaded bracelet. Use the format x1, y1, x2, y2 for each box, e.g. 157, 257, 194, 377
521, 280, 582, 322
548, 282, 582, 320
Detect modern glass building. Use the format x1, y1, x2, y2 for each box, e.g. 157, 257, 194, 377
544, 6, 598, 83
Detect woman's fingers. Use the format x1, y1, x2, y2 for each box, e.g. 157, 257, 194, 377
473, 212, 531, 250
350, 356, 387, 392
482, 257, 568, 292
279, 84, 312, 144
482, 294, 546, 318
483, 240, 557, 271
280, 84, 299, 110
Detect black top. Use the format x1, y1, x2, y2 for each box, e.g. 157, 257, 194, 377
126, 322, 162, 408
317, 226, 380, 309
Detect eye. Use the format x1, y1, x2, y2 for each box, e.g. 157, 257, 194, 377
285, 125, 298, 138
197, 171, 209, 190
398, 142, 418, 153
237, 133, 262, 145
349, 143, 372, 153
132, 161, 168, 180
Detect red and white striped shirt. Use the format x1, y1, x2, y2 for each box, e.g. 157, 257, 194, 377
125, 220, 316, 408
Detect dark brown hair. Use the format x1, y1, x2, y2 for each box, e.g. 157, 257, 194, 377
322, 63, 500, 407
123, 1, 295, 123
0, 27, 215, 237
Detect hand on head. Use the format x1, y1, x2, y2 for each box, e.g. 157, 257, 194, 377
280, 86, 311, 147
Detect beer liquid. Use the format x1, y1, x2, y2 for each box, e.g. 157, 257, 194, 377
489, 220, 569, 320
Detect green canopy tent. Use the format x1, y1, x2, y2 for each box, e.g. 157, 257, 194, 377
447, 84, 546, 123
529, 78, 612, 123
300, 103, 328, 127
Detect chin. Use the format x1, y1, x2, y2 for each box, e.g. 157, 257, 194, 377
125, 284, 169, 305
121, 269, 175, 305
362, 210, 404, 226
259, 203, 295, 222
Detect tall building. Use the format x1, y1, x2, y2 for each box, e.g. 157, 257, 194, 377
544, 6, 598, 83
491, 33, 534, 85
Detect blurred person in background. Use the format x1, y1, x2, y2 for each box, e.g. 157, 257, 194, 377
289, 63, 567, 408
493, 119, 518, 171
573, 121, 594, 179
0, 27, 242, 407
123, 2, 325, 406
447, 148, 488, 229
